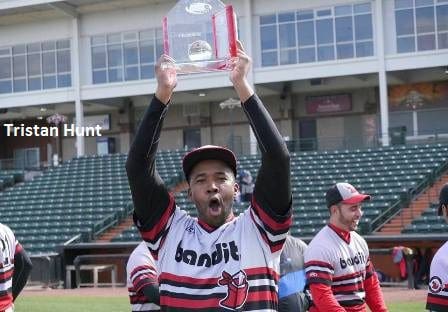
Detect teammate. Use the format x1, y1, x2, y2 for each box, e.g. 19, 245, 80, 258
304, 182, 387, 312
278, 234, 309, 312
426, 183, 448, 311
0, 222, 32, 312
126, 41, 291, 311
126, 241, 160, 311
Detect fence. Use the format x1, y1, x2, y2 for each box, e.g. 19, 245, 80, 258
28, 253, 62, 288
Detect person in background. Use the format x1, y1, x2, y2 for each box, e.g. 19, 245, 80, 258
239, 169, 254, 202
426, 184, 448, 311
278, 234, 309, 312
126, 241, 160, 312
0, 222, 32, 312
304, 182, 388, 312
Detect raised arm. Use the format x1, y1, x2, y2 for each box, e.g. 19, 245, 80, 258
126, 55, 177, 229
230, 42, 291, 216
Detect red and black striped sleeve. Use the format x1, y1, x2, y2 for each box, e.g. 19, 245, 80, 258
130, 264, 158, 293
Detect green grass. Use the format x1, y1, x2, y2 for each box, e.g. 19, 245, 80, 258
14, 296, 129, 312
388, 301, 425, 312
14, 295, 424, 312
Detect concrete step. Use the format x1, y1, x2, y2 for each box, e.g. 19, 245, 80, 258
377, 172, 448, 234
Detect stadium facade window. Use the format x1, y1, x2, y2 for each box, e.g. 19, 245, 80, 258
259, 2, 374, 67
91, 28, 163, 84
395, 0, 448, 52
0, 39, 71, 94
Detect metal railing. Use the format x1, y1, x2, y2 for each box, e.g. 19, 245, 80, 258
223, 132, 448, 156
28, 253, 62, 288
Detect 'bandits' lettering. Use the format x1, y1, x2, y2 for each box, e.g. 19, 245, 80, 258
340, 251, 366, 269
175, 240, 240, 267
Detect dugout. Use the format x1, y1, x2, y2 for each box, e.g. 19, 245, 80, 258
55, 234, 448, 289
60, 242, 137, 289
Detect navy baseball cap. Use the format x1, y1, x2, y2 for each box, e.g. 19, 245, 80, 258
326, 182, 371, 208
182, 145, 237, 181
437, 184, 448, 216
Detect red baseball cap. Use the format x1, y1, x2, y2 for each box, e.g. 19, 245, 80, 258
326, 182, 371, 208
182, 145, 237, 181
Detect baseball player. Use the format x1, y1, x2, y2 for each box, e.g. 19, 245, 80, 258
126, 41, 291, 311
126, 241, 160, 311
304, 183, 388, 312
0, 223, 32, 312
426, 183, 448, 312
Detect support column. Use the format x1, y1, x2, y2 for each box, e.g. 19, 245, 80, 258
243, 0, 257, 155
72, 17, 85, 156
413, 111, 418, 136
375, 0, 389, 146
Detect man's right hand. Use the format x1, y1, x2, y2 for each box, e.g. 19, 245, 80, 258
155, 54, 177, 105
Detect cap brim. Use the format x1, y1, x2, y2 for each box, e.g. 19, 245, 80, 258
341, 194, 371, 205
183, 146, 237, 180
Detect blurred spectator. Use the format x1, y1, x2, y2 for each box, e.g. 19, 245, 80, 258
239, 169, 254, 202
278, 234, 309, 312
413, 247, 431, 289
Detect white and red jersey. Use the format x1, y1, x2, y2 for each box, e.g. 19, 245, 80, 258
304, 225, 374, 310
426, 241, 448, 311
127, 241, 160, 312
138, 196, 291, 311
0, 223, 21, 311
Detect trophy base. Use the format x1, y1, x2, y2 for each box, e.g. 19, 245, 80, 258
173, 59, 231, 75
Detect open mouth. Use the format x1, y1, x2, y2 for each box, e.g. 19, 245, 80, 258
209, 198, 221, 212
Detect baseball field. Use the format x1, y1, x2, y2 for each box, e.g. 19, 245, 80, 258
14, 287, 427, 312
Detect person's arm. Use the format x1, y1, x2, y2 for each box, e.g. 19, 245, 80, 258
12, 246, 32, 300
230, 42, 291, 218
305, 250, 345, 312
309, 283, 346, 312
364, 260, 388, 312
126, 55, 177, 243
142, 283, 160, 305
279, 291, 309, 312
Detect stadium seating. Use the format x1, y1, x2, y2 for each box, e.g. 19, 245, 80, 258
402, 203, 448, 234
112, 143, 448, 242
0, 155, 132, 254
0, 170, 24, 190
2, 143, 447, 251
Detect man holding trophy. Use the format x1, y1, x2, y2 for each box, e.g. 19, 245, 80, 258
126, 37, 292, 310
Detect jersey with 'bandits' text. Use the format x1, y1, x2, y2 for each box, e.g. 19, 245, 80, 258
426, 241, 448, 311
127, 241, 160, 311
138, 195, 290, 311
305, 225, 374, 311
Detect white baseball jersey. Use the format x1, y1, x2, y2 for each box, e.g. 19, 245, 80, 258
426, 241, 448, 311
0, 223, 21, 311
127, 241, 160, 312
138, 196, 291, 311
304, 225, 373, 309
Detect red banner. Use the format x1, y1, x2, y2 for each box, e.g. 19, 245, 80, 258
306, 94, 352, 115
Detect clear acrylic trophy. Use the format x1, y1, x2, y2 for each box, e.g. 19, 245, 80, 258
162, 0, 238, 74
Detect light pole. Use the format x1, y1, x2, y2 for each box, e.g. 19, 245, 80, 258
219, 98, 241, 151
46, 113, 67, 166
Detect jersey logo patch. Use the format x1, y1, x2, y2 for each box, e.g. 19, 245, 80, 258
218, 270, 249, 310
429, 276, 443, 293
